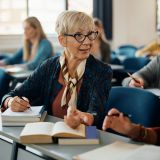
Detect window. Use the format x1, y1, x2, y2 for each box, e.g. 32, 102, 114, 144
28, 0, 65, 34
68, 0, 93, 16
0, 0, 26, 35
157, 0, 160, 30
0, 0, 93, 35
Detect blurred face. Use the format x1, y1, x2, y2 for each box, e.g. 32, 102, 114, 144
59, 26, 98, 61
23, 22, 37, 40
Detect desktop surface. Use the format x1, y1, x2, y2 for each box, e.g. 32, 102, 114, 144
0, 115, 131, 160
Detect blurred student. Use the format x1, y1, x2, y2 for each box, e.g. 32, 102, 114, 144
91, 18, 111, 63
122, 56, 160, 89
103, 108, 160, 145
136, 33, 160, 58
0, 16, 53, 101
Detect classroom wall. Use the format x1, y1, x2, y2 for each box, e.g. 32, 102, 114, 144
0, 0, 157, 53
112, 0, 157, 49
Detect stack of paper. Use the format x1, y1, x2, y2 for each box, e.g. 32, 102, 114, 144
1, 106, 47, 126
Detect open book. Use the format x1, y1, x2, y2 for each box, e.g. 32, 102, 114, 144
20, 122, 86, 144
58, 126, 99, 145
2, 106, 46, 126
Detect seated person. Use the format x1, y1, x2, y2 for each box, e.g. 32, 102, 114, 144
91, 18, 111, 63
1, 11, 113, 129
136, 33, 160, 58
102, 108, 160, 145
122, 56, 160, 89
0, 16, 53, 101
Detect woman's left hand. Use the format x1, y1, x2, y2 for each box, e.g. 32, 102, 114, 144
78, 111, 94, 126
64, 107, 81, 129
64, 106, 94, 129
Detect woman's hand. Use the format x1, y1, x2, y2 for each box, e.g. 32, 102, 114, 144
102, 108, 136, 136
8, 96, 30, 112
78, 111, 94, 126
64, 106, 94, 129
129, 77, 144, 88
64, 107, 81, 129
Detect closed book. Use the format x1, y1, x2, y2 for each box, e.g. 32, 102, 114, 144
20, 122, 86, 144
2, 106, 46, 126
2, 111, 47, 126
58, 126, 99, 145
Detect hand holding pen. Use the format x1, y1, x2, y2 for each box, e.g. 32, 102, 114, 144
102, 108, 132, 133
127, 72, 144, 88
8, 96, 31, 112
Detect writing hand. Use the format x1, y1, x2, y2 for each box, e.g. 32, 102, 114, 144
8, 96, 30, 112
128, 76, 144, 88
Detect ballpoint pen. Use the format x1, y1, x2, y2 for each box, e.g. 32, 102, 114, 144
107, 113, 132, 118
127, 72, 140, 84
20, 96, 31, 110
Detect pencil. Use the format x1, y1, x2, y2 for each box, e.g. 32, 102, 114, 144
108, 113, 132, 118
127, 72, 140, 83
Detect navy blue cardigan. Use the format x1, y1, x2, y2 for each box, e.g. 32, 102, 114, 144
1, 55, 112, 128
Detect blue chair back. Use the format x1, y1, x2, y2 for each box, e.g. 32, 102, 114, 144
123, 57, 150, 73
111, 51, 121, 65
106, 87, 160, 127
116, 45, 138, 57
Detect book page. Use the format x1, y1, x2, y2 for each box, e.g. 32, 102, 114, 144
74, 141, 141, 160
20, 122, 54, 136
52, 122, 85, 138
125, 145, 160, 160
2, 106, 43, 118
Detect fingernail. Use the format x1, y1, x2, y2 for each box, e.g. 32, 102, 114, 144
83, 116, 88, 123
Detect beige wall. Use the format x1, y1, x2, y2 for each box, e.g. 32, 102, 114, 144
112, 0, 157, 49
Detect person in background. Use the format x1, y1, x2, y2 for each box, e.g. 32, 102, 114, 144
102, 108, 160, 145
122, 56, 160, 88
135, 33, 160, 58
91, 18, 111, 63
1, 11, 112, 129
0, 16, 53, 101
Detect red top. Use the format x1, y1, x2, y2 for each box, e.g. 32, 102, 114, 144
52, 70, 82, 119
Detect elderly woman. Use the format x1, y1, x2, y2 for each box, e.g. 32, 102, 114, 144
1, 11, 112, 129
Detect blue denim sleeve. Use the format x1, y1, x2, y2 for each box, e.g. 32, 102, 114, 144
25, 39, 53, 70
4, 48, 23, 65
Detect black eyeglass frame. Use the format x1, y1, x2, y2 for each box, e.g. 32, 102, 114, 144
63, 31, 98, 43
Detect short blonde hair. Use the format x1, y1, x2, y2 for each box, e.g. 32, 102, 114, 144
55, 10, 95, 35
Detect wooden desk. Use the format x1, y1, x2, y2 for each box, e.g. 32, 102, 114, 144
0, 115, 133, 160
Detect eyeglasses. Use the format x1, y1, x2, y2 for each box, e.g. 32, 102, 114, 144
64, 31, 98, 43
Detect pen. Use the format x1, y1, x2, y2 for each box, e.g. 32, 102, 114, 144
127, 72, 140, 83
19, 96, 31, 110
108, 113, 132, 118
